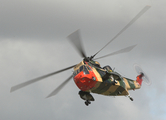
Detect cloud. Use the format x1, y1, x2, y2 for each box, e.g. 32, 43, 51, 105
0, 0, 166, 120
0, 0, 160, 40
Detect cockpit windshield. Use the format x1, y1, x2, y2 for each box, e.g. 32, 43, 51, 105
73, 65, 90, 77
83, 65, 89, 75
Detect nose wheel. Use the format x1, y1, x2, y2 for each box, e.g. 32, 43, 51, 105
79, 91, 95, 106
85, 100, 91, 106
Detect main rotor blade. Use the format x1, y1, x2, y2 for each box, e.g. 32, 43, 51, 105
46, 75, 73, 98
92, 5, 151, 58
94, 44, 137, 60
67, 29, 87, 58
10, 64, 76, 92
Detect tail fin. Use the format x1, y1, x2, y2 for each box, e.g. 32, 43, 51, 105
136, 73, 144, 86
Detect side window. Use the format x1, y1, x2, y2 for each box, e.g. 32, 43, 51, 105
86, 65, 92, 71
97, 69, 106, 77
80, 66, 84, 72
73, 71, 77, 77
77, 69, 80, 74
84, 66, 89, 74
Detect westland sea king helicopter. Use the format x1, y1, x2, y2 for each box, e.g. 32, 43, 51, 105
11, 6, 151, 106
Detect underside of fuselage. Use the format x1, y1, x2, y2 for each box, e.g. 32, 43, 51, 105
90, 80, 129, 96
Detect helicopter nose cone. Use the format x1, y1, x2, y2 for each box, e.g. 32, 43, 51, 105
74, 72, 97, 91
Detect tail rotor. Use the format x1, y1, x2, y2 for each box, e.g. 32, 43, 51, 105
134, 64, 151, 86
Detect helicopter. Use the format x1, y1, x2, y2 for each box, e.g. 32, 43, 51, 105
10, 5, 151, 106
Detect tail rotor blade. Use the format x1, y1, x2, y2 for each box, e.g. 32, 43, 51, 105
46, 75, 73, 98
134, 64, 151, 86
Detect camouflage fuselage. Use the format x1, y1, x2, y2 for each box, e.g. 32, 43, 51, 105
73, 60, 141, 96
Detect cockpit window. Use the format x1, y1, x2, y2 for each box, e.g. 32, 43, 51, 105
83, 66, 89, 74
86, 65, 92, 71
73, 65, 90, 77
73, 71, 76, 77
77, 69, 79, 74
80, 65, 84, 72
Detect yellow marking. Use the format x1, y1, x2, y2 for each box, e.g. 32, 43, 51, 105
133, 81, 141, 89
90, 81, 102, 91
123, 78, 131, 90
121, 90, 129, 95
109, 70, 112, 72
92, 68, 103, 82
115, 81, 120, 86
101, 77, 120, 95
74, 61, 84, 71
102, 83, 129, 96
102, 85, 119, 95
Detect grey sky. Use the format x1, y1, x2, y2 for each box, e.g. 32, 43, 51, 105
0, 0, 166, 120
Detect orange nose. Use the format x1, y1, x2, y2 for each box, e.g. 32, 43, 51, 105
74, 71, 97, 91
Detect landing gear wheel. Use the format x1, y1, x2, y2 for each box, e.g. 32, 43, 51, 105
130, 97, 133, 101
85, 101, 88, 106
87, 100, 91, 104
128, 95, 134, 101
85, 101, 89, 106
85, 100, 91, 106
